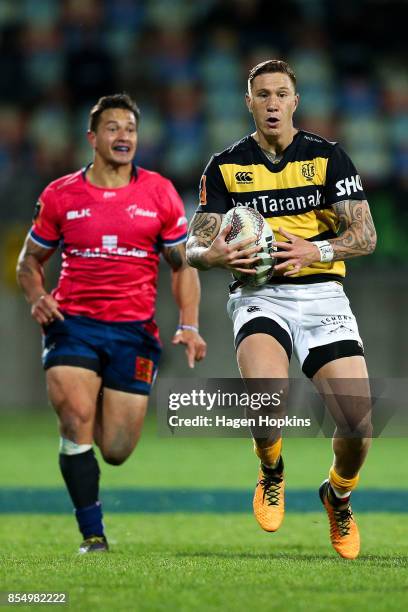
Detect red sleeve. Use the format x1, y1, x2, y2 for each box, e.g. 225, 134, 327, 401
159, 180, 188, 247
29, 184, 61, 248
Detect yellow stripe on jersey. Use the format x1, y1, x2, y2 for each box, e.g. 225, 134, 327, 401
219, 158, 329, 192
265, 215, 346, 279
295, 261, 345, 279
265, 212, 321, 240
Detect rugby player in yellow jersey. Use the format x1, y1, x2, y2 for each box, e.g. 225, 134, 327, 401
186, 60, 377, 559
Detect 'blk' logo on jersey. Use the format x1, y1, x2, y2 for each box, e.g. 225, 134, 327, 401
66, 208, 91, 220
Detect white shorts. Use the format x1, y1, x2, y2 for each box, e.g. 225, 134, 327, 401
227, 281, 364, 378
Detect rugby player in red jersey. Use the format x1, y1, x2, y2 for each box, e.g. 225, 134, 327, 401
17, 94, 206, 554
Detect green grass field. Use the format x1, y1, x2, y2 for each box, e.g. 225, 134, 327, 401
1, 411, 408, 611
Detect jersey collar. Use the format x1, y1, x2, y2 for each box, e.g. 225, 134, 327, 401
250, 130, 301, 172
81, 163, 138, 184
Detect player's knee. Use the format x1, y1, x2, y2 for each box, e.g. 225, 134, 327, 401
337, 418, 373, 440
100, 439, 135, 465
101, 449, 131, 466
335, 434, 372, 455
59, 409, 93, 439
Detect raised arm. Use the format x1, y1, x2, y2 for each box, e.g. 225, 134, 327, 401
161, 242, 206, 368
186, 212, 261, 273
16, 236, 64, 324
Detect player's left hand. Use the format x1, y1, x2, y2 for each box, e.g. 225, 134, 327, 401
273, 227, 321, 276
172, 329, 207, 368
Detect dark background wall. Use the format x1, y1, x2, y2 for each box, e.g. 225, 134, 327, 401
0, 0, 406, 406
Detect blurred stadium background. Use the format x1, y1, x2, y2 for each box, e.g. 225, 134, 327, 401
0, 0, 407, 406
1, 1, 407, 608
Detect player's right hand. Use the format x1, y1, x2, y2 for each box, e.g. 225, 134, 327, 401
205, 224, 262, 273
30, 293, 64, 325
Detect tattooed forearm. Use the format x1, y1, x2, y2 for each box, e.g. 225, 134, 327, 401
162, 243, 187, 271
16, 236, 55, 302
187, 213, 221, 245
330, 199, 377, 260
186, 213, 222, 270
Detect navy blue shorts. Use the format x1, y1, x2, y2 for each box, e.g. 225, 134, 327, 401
42, 314, 162, 395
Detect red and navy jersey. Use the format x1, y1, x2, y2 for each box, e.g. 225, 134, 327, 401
30, 166, 187, 323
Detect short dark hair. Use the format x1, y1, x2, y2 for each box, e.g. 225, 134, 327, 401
88, 93, 140, 132
248, 60, 297, 92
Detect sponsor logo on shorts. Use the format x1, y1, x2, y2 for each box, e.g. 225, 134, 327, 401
328, 324, 355, 335
42, 343, 56, 360
235, 172, 253, 184
321, 315, 353, 326
135, 357, 154, 384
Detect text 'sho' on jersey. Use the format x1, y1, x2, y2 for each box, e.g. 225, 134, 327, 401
196, 131, 366, 283
30, 167, 188, 323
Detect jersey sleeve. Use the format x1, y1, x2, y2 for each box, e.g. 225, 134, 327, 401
325, 145, 366, 206
196, 156, 231, 214
29, 185, 61, 249
159, 180, 188, 247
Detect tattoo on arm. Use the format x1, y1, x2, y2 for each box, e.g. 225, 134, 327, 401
16, 236, 56, 301
187, 213, 221, 246
162, 243, 187, 271
186, 213, 222, 269
330, 199, 377, 260
17, 238, 54, 276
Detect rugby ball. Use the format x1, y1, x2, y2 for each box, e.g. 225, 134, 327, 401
220, 207, 276, 286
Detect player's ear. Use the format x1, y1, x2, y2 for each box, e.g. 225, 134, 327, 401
245, 92, 253, 114
293, 93, 300, 114
87, 130, 96, 150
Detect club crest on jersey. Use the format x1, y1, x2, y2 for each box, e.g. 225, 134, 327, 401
66, 208, 91, 220
301, 162, 315, 182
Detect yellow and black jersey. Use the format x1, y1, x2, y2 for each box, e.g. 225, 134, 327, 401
196, 130, 366, 283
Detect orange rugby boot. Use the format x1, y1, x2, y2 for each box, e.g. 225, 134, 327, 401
319, 479, 360, 560
253, 456, 285, 532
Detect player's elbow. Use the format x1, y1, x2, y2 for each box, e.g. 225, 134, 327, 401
185, 252, 195, 268
185, 241, 194, 266
358, 226, 376, 256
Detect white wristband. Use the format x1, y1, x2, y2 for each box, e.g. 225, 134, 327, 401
313, 240, 334, 263
176, 324, 199, 333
